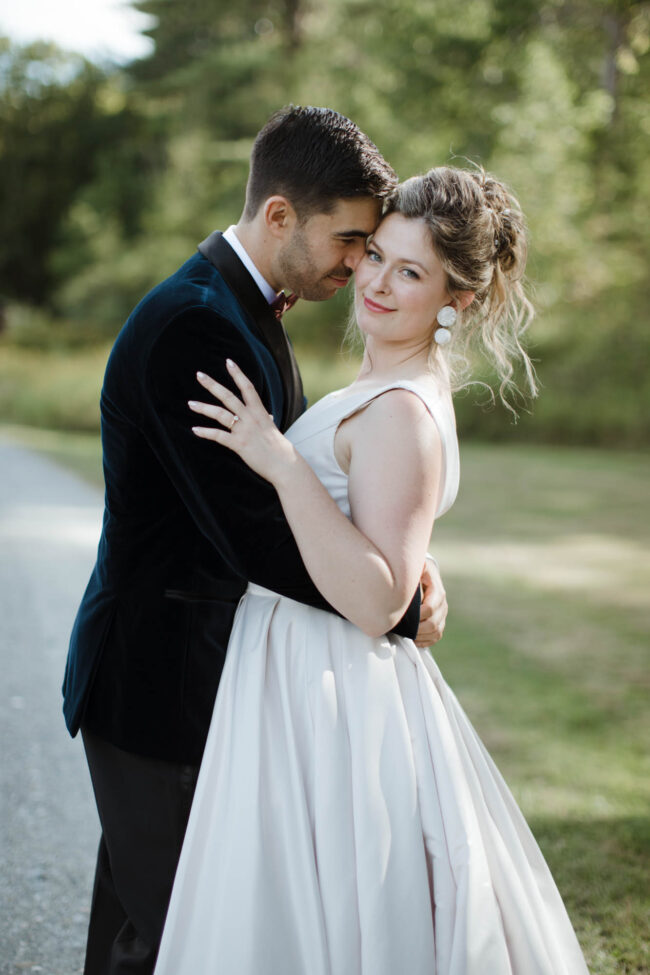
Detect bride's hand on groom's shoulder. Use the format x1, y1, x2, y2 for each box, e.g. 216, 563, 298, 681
189, 360, 297, 486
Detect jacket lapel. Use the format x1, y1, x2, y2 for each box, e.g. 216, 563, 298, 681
198, 231, 304, 432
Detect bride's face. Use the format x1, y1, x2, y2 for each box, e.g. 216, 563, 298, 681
354, 213, 450, 350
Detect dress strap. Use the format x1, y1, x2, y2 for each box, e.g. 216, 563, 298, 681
334, 381, 460, 519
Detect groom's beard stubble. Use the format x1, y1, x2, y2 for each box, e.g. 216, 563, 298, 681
277, 229, 352, 302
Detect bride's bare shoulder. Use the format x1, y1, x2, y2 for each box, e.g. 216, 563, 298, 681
336, 385, 440, 470
361, 386, 440, 443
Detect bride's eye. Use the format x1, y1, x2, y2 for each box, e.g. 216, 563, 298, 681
401, 267, 419, 279
366, 249, 382, 262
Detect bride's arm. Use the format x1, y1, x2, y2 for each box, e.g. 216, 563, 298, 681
190, 360, 441, 638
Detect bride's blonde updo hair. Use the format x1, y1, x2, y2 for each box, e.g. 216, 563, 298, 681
384, 166, 537, 409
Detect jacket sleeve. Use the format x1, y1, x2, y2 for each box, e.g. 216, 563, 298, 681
141, 306, 421, 637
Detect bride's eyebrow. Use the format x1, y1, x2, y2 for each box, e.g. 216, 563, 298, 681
400, 257, 428, 271
371, 241, 429, 272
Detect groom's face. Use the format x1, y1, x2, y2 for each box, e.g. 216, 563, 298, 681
277, 197, 381, 301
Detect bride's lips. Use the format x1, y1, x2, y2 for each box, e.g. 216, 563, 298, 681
363, 296, 394, 313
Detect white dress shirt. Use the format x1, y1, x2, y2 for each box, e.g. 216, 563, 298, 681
222, 226, 278, 305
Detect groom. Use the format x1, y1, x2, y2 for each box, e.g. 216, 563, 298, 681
63, 105, 448, 974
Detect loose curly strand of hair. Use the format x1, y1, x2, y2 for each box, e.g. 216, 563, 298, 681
387, 166, 538, 414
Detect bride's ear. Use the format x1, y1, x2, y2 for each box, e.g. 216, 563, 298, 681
453, 290, 475, 312
263, 196, 297, 239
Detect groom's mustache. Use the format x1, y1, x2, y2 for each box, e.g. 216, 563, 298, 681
329, 268, 353, 280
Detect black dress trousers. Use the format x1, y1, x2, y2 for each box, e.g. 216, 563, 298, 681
82, 729, 199, 975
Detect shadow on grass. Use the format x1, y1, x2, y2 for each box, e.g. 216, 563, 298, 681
529, 815, 650, 974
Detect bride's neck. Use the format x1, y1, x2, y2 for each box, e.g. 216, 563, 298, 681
355, 338, 431, 385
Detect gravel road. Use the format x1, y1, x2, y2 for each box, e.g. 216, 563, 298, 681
1, 437, 102, 975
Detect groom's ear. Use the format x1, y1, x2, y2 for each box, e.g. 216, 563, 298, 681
263, 196, 297, 239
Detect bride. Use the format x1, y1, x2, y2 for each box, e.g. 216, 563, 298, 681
154, 166, 590, 974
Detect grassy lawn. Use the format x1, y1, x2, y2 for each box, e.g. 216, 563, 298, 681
0, 341, 361, 435
2, 424, 648, 971
432, 444, 650, 974
0, 343, 108, 432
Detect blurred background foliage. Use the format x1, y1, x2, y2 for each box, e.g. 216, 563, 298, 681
1, 0, 649, 444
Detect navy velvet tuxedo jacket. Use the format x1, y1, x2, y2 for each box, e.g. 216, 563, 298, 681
62, 233, 420, 765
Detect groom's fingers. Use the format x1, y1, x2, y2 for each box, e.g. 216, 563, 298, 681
414, 598, 447, 647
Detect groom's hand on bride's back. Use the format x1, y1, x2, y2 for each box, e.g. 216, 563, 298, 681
414, 555, 448, 647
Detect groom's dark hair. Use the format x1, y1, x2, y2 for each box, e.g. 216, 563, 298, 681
243, 105, 397, 221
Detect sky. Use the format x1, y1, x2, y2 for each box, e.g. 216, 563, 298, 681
0, 0, 155, 63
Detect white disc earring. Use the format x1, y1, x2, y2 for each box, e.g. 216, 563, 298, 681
436, 305, 457, 329
434, 304, 457, 345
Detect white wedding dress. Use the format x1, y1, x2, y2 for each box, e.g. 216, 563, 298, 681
154, 380, 589, 975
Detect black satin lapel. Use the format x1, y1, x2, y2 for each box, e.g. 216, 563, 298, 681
198, 232, 304, 430
198, 232, 274, 331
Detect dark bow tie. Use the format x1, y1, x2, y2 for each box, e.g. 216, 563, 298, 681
271, 291, 299, 320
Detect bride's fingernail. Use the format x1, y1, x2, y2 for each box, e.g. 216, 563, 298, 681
196, 371, 206, 379
188, 400, 197, 407
226, 358, 235, 368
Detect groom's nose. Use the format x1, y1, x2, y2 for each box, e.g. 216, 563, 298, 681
342, 239, 367, 270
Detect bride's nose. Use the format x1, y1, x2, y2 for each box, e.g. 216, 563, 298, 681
369, 266, 390, 293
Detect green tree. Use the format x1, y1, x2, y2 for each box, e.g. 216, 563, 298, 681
3, 0, 648, 442
0, 38, 162, 307
0, 40, 106, 304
